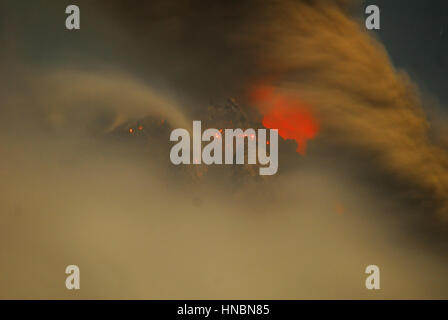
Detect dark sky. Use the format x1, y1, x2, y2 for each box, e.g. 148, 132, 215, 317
2, 0, 446, 106
365, 0, 448, 105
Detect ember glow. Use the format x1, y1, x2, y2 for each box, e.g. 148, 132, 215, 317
251, 86, 320, 155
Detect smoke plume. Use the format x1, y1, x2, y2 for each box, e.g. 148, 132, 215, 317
241, 0, 448, 218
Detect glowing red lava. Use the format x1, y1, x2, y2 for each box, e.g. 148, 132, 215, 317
251, 86, 319, 155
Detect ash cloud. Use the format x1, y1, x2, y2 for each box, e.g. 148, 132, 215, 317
239, 0, 448, 218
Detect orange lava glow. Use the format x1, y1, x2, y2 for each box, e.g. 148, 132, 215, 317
250, 86, 319, 155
